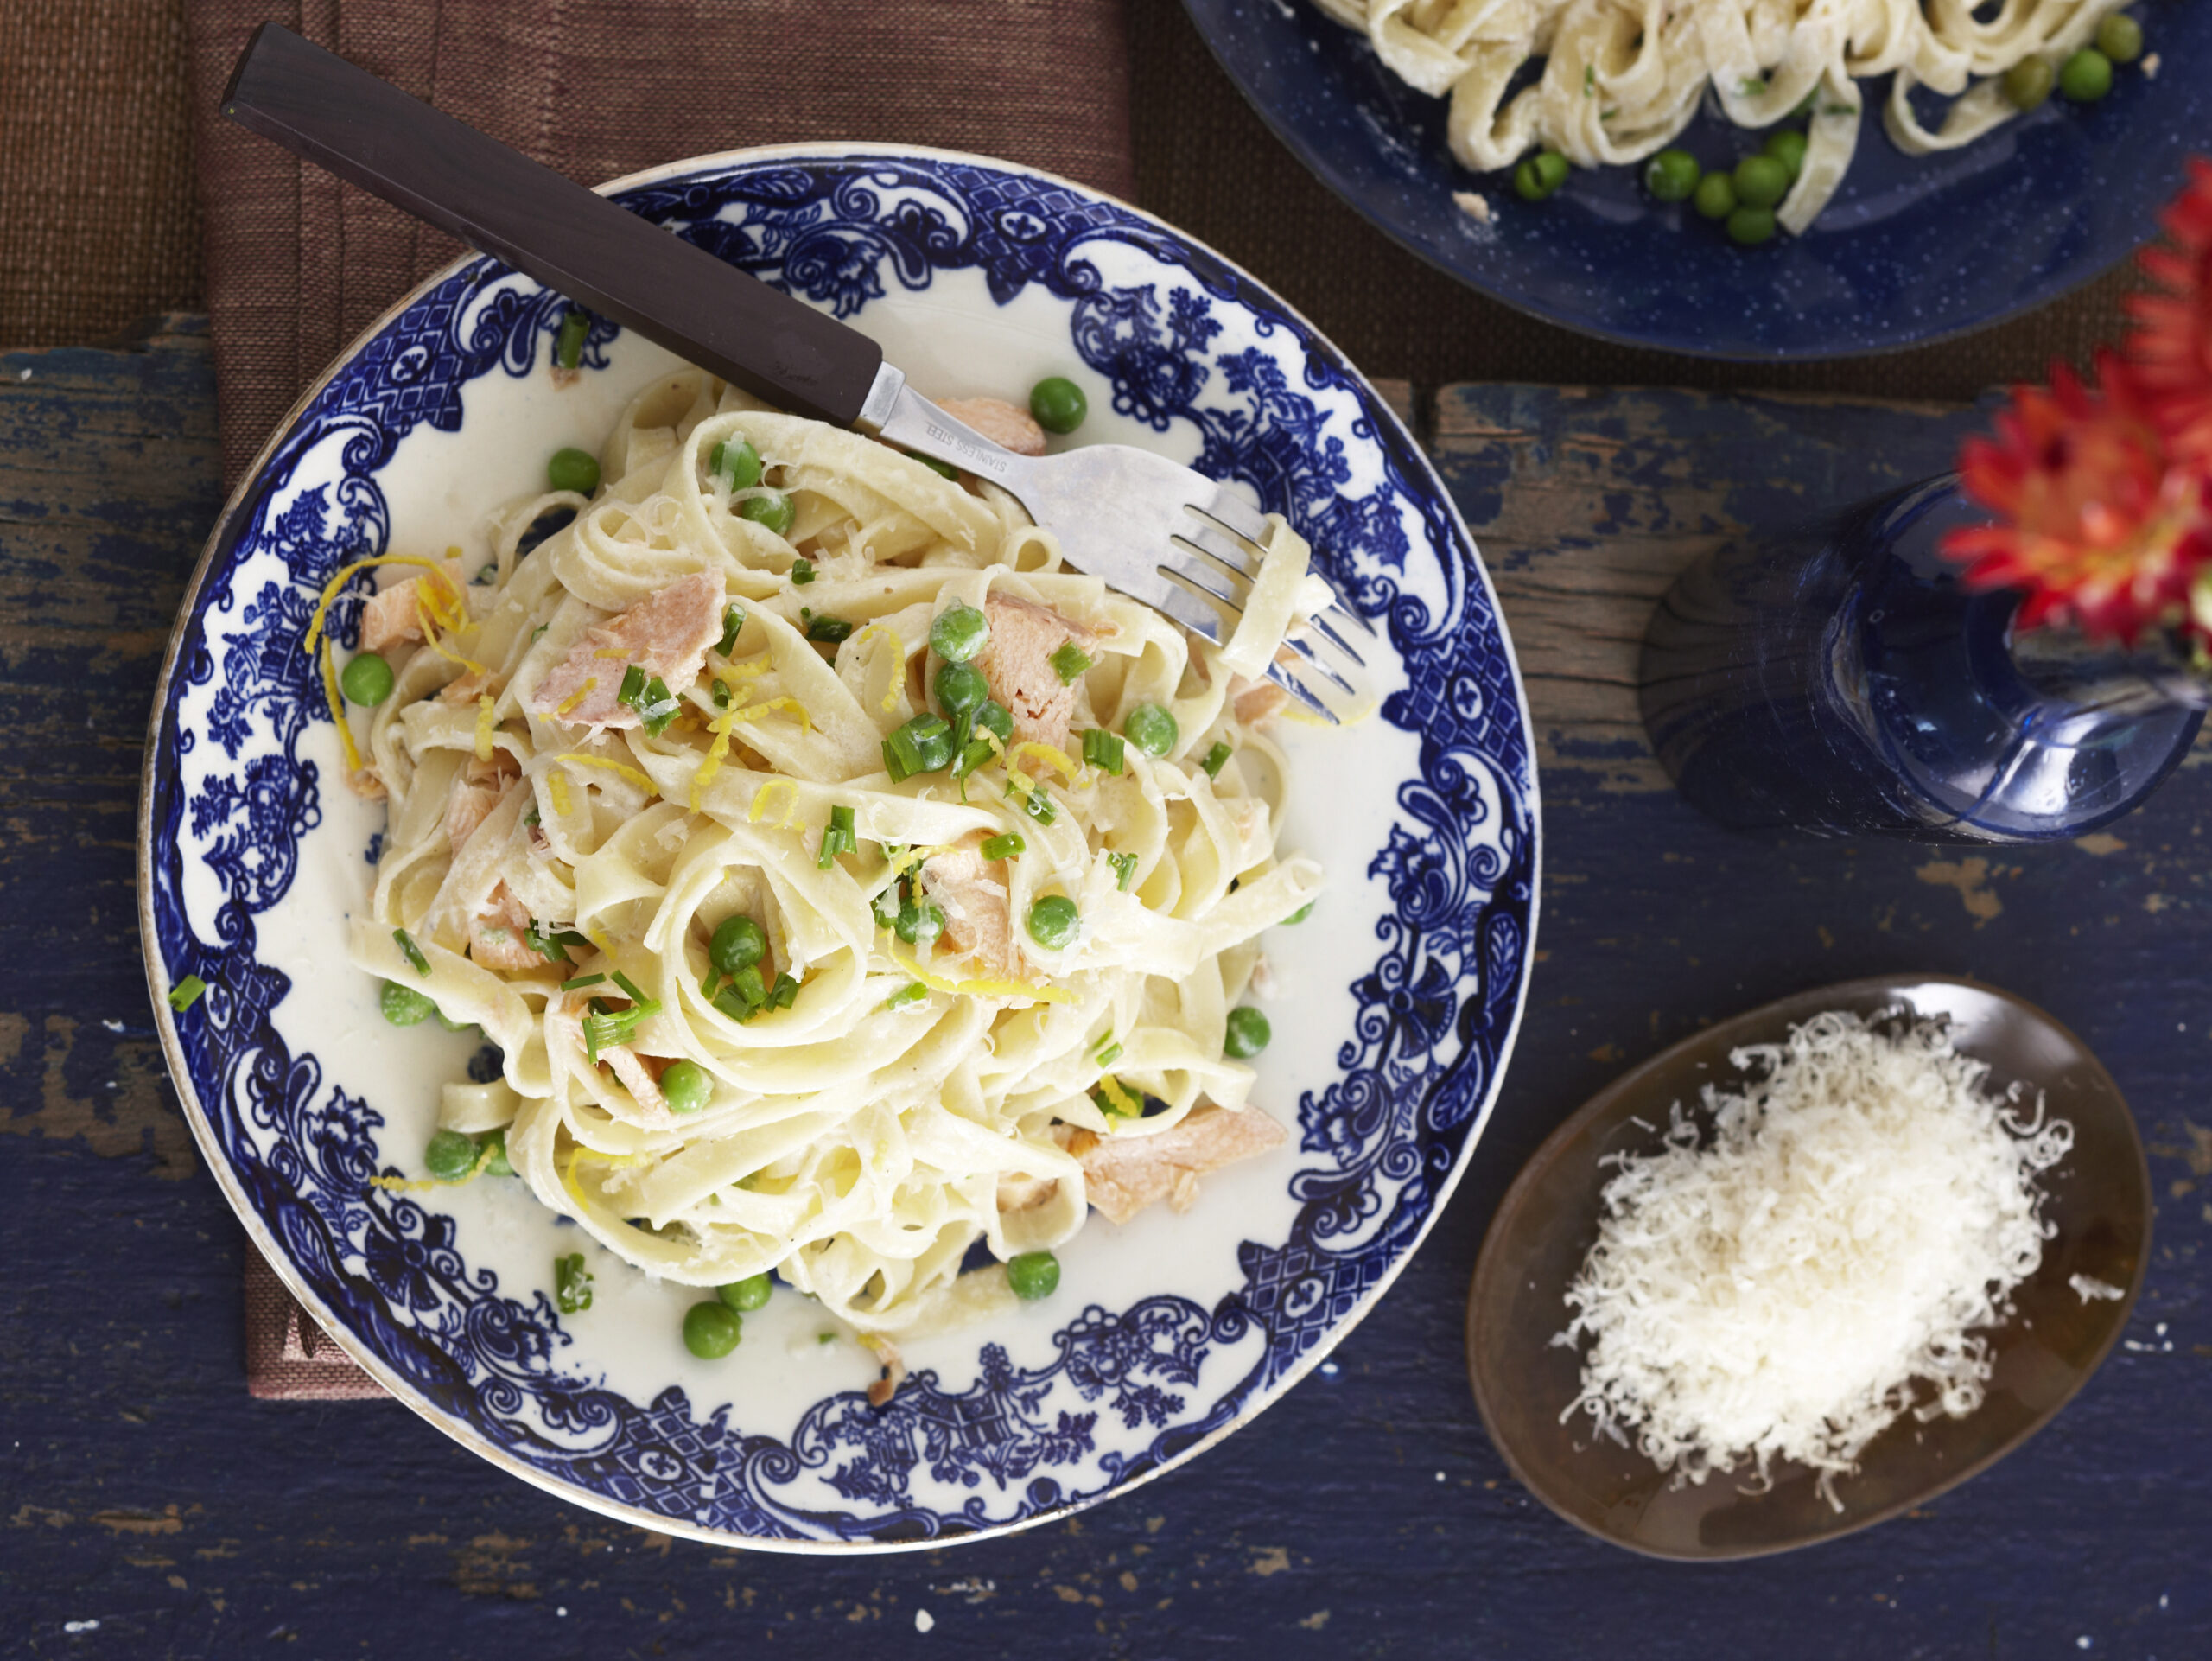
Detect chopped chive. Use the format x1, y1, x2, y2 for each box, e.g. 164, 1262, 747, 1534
807, 616, 854, 645
555, 309, 588, 371
1021, 788, 1058, 827
981, 832, 1024, 860
711, 679, 733, 710
791, 557, 815, 586
1202, 741, 1233, 778
1048, 642, 1091, 684
717, 604, 745, 656
550, 930, 592, 951
637, 676, 680, 736
883, 714, 954, 781
524, 808, 542, 827
1081, 729, 1125, 773
1092, 1076, 1143, 1117
1109, 851, 1137, 891
393, 928, 430, 976
610, 970, 652, 1006
1583, 64, 1594, 93
618, 664, 646, 706
1095, 1038, 1122, 1067
817, 805, 858, 869
167, 974, 208, 1012
881, 982, 928, 1010
770, 972, 800, 1010
561, 973, 607, 991
871, 889, 902, 931
531, 624, 548, 641
522, 921, 568, 964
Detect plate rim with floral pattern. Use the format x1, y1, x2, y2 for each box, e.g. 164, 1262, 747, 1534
136, 142, 1542, 1550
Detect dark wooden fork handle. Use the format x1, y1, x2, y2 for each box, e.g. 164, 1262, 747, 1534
219, 22, 883, 426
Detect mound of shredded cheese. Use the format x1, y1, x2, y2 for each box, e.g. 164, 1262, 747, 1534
1558, 1010, 2073, 1509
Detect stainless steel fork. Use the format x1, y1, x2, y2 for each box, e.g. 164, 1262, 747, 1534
860, 372, 1373, 722
221, 22, 1376, 722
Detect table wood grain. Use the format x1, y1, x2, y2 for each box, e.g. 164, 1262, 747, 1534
2, 320, 2205, 1659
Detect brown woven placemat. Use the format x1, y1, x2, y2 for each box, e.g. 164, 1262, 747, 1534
3, 0, 2145, 398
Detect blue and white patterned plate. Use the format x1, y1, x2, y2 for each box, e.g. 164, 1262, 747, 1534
137, 146, 1540, 1550
1184, 0, 2212, 359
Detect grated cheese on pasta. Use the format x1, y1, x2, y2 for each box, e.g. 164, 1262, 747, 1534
1558, 1009, 2073, 1510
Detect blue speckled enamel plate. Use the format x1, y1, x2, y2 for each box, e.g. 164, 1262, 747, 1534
137, 147, 1540, 1549
1184, 0, 2212, 359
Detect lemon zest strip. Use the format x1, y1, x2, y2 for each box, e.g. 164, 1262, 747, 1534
891, 948, 1070, 1006
474, 695, 497, 761
1012, 741, 1078, 784
547, 770, 572, 818
728, 696, 812, 733
302, 552, 448, 654
554, 676, 597, 717
748, 778, 799, 828
317, 640, 366, 775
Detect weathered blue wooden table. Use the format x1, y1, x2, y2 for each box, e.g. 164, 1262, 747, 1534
3, 319, 2204, 1658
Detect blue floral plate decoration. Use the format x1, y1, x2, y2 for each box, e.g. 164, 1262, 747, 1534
1182, 0, 2212, 359
137, 146, 1539, 1550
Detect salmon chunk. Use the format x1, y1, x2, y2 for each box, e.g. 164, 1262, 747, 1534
976, 595, 1096, 753
359, 559, 467, 655
1078, 1105, 1287, 1226
937, 397, 1047, 458
526, 571, 724, 729
467, 881, 543, 972
920, 842, 1020, 977
443, 754, 522, 856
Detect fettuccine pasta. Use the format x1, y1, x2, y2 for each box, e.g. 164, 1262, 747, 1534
337, 370, 1324, 1340
1316, 0, 2137, 232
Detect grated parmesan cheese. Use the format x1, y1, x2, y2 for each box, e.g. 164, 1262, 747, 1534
1558, 1010, 2072, 1509
2069, 1274, 2126, 1302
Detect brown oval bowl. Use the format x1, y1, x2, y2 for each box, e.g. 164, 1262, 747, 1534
1465, 974, 2151, 1562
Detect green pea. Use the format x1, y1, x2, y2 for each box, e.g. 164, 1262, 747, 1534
710, 437, 762, 492
340, 652, 395, 705
1029, 377, 1087, 436
380, 980, 435, 1026
930, 601, 990, 663
1726, 206, 1777, 246
1007, 1250, 1060, 1301
742, 490, 796, 538
1224, 1006, 1272, 1060
911, 451, 960, 480
1513, 150, 1570, 202
1693, 172, 1737, 220
660, 1059, 711, 1115
2095, 13, 2141, 65
2004, 56, 2056, 111
2059, 48, 2113, 102
1732, 155, 1789, 210
718, 1273, 772, 1312
709, 913, 766, 976
425, 1129, 478, 1182
973, 700, 1014, 745
1643, 149, 1700, 202
1027, 894, 1080, 951
480, 1127, 514, 1177
937, 659, 988, 718
683, 1301, 741, 1359
547, 447, 600, 494
1762, 129, 1808, 181
1122, 703, 1179, 757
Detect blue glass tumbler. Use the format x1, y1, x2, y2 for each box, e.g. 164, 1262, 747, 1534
1639, 476, 2208, 842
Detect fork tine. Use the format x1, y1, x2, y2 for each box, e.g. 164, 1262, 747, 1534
1305, 610, 1368, 667
1165, 544, 1254, 608
1263, 660, 1341, 725
1193, 487, 1270, 544
1143, 575, 1228, 644
1281, 633, 1358, 697
1173, 519, 1264, 582
1192, 493, 1378, 641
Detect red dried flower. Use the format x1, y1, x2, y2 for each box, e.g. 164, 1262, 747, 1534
1943, 353, 2212, 640
2125, 157, 2212, 466
1945, 162, 2212, 645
